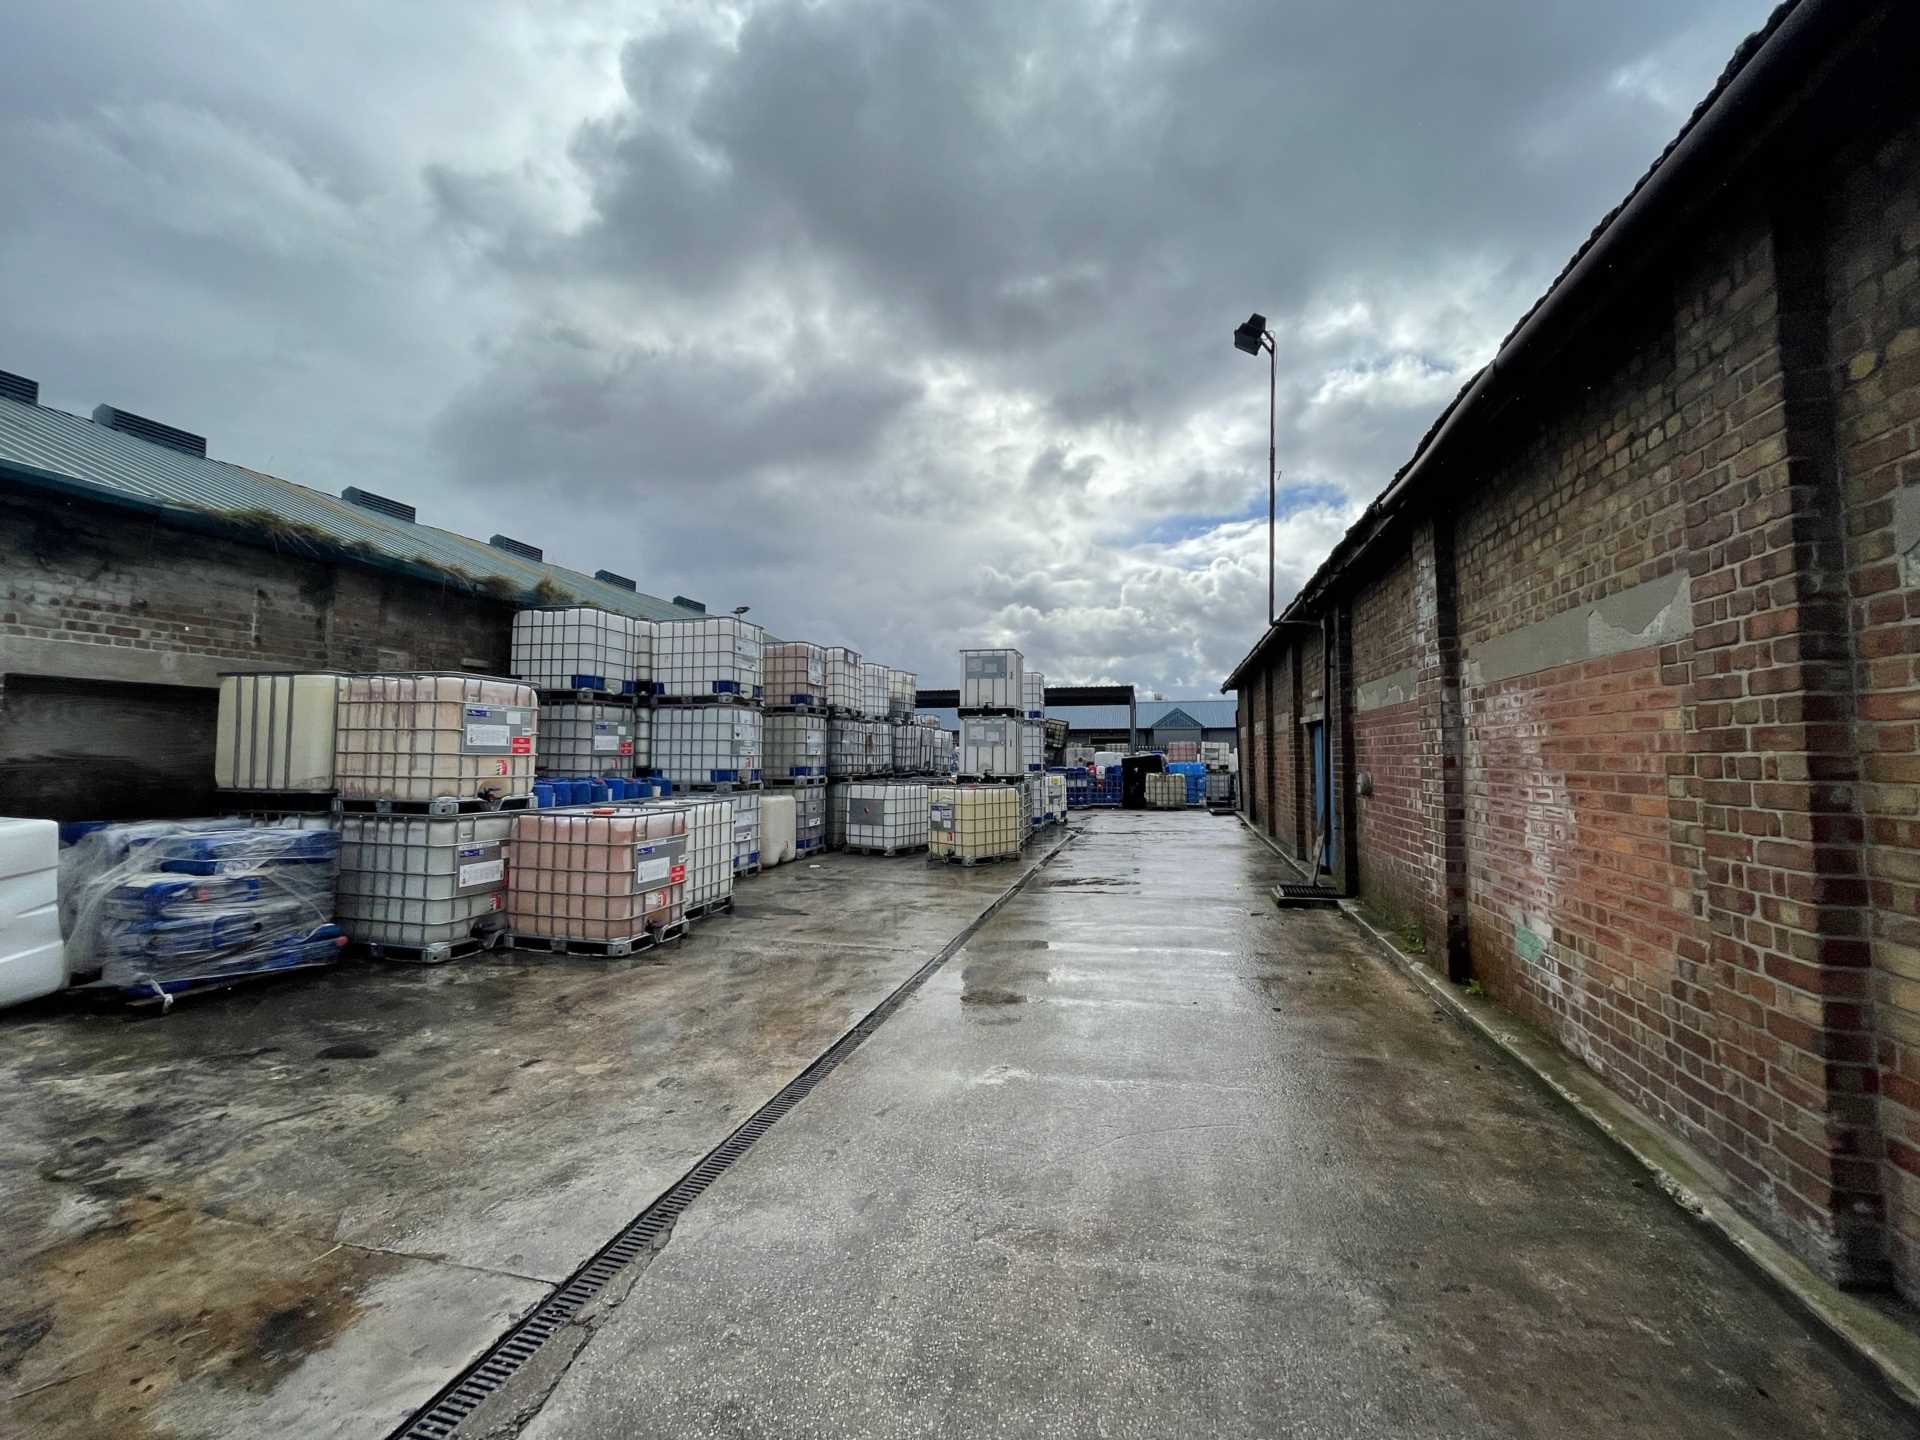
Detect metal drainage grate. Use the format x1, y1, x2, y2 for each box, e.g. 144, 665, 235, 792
1272, 882, 1341, 909
389, 830, 1078, 1440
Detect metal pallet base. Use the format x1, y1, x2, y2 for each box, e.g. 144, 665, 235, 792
339, 794, 533, 817
683, 896, 735, 922
927, 850, 1020, 867
534, 688, 642, 708
509, 925, 682, 957
765, 775, 828, 787
843, 842, 929, 858
352, 930, 503, 965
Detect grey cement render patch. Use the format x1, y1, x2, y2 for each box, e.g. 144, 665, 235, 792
1895, 484, 1920, 586
1355, 665, 1421, 713
1463, 570, 1690, 688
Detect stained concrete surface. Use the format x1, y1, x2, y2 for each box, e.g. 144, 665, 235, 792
519, 810, 1914, 1440
0, 847, 1040, 1440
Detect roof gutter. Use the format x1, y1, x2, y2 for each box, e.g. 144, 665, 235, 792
1226, 0, 1876, 691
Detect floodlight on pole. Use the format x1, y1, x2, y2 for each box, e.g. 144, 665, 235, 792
1231, 312, 1279, 624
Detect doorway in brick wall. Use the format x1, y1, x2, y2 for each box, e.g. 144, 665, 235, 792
1306, 719, 1332, 879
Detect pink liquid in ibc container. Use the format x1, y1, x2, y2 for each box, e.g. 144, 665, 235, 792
508, 808, 688, 942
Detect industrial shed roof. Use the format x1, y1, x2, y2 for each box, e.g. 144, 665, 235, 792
0, 393, 704, 623
917, 699, 1238, 733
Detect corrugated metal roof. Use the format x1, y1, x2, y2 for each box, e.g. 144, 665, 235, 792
0, 395, 701, 623
918, 700, 1238, 732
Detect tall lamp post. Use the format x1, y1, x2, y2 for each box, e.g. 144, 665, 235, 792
1232, 312, 1277, 624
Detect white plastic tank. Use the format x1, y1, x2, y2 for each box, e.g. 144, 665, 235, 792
836, 782, 929, 853
632, 619, 657, 696
765, 712, 827, 781
829, 718, 887, 777
1020, 718, 1045, 772
1023, 669, 1046, 719
511, 607, 638, 694
959, 648, 1024, 712
656, 617, 765, 700
891, 722, 930, 776
1046, 772, 1067, 824
507, 807, 688, 942
336, 674, 538, 805
538, 701, 635, 778
858, 662, 890, 720
825, 646, 863, 713
639, 796, 733, 915
1023, 773, 1045, 833
631, 708, 652, 774
960, 715, 1021, 778
731, 790, 761, 873
794, 785, 826, 855
336, 813, 511, 957
216, 672, 346, 791
929, 784, 1022, 862
826, 781, 850, 849
0, 818, 64, 1008
887, 668, 918, 719
765, 642, 828, 708
1146, 773, 1185, 809
654, 704, 762, 787
760, 791, 797, 866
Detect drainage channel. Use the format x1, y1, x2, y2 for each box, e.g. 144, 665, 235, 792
388, 829, 1079, 1440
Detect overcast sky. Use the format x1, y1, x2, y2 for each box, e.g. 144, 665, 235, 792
0, 0, 1774, 696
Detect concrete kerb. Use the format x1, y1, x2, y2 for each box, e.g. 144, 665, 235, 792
1235, 810, 1316, 884
1336, 899, 1920, 1417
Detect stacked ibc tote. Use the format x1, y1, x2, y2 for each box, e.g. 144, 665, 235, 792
512, 607, 662, 807
764, 641, 830, 858
941, 646, 1030, 864
653, 617, 766, 876
218, 669, 538, 965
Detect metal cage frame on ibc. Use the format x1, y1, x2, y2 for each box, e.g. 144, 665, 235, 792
730, 788, 762, 874
654, 617, 766, 700
958, 647, 1024, 713
793, 783, 826, 854
928, 783, 1023, 863
536, 700, 638, 779
834, 781, 930, 855
857, 662, 891, 721
764, 641, 830, 709
828, 717, 889, 778
636, 795, 734, 917
765, 710, 828, 781
510, 607, 642, 696
652, 703, 764, 787
506, 808, 689, 948
335, 812, 512, 956
825, 646, 863, 713
335, 673, 538, 809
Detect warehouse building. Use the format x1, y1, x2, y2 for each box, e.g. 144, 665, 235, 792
0, 383, 710, 819
1224, 0, 1920, 1302
915, 698, 1238, 753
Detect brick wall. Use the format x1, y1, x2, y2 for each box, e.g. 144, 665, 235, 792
1352, 543, 1428, 925
0, 489, 516, 819
1224, 23, 1920, 1296
1830, 113, 1920, 1297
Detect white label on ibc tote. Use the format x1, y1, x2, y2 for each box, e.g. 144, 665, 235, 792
456, 842, 506, 891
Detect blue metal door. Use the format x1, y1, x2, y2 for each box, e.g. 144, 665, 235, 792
1308, 720, 1331, 876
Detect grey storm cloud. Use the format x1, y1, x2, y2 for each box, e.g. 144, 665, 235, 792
0, 0, 1778, 692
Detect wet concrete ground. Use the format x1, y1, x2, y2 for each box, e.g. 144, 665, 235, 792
0, 845, 1050, 1440
517, 811, 1915, 1440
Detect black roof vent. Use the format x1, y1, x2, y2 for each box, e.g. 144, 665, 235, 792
672, 595, 706, 614
489, 534, 543, 562
595, 568, 637, 591
341, 487, 416, 524
0, 370, 38, 406
92, 403, 206, 457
